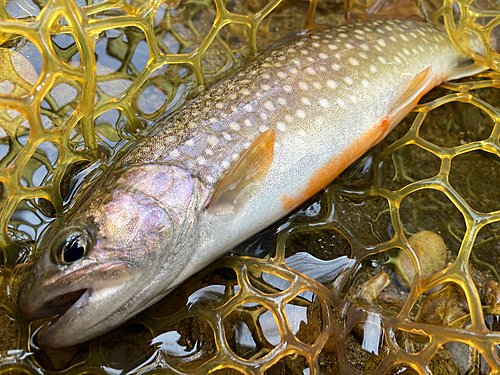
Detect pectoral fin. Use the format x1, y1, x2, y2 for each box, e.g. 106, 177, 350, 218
208, 129, 275, 214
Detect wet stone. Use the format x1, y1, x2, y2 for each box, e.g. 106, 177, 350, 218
396, 230, 448, 287
378, 144, 441, 192
346, 314, 388, 371
429, 345, 470, 375
400, 188, 466, 255
156, 316, 217, 371
285, 290, 323, 345
224, 302, 280, 360
264, 354, 310, 375
319, 333, 341, 375
285, 228, 351, 261
411, 283, 469, 327
248, 270, 291, 294
31, 321, 90, 372
449, 150, 500, 213
395, 330, 430, 354
145, 267, 236, 319
419, 100, 495, 148
346, 249, 408, 316
100, 322, 154, 373
334, 192, 393, 246
0, 306, 18, 351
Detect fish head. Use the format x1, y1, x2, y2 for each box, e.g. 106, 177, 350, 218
19, 164, 206, 347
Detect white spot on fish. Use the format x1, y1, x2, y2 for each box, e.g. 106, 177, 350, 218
319, 98, 330, 108
244, 104, 254, 112
389, 36, 398, 42
242, 88, 251, 95
296, 109, 306, 118
349, 95, 357, 103
331, 63, 341, 71
328, 44, 338, 50
361, 79, 370, 88
277, 97, 287, 105
344, 77, 354, 85
319, 52, 329, 60
378, 56, 387, 64
378, 39, 387, 47
283, 85, 293, 93
401, 34, 410, 42
277, 122, 286, 131
313, 81, 322, 90
205, 148, 214, 156
260, 112, 268, 121
299, 82, 309, 90
306, 67, 316, 75
196, 156, 206, 165
339, 33, 348, 38
186, 139, 195, 147
229, 122, 240, 131
259, 126, 268, 133
208, 135, 218, 145
327, 79, 338, 89
348, 57, 360, 66
301, 97, 311, 106
264, 101, 275, 111
336, 99, 346, 108
244, 119, 253, 127
358, 52, 368, 59
223, 132, 232, 141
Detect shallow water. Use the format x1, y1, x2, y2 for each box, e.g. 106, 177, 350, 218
2, 0, 500, 374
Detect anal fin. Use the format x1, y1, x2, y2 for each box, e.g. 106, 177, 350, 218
446, 61, 488, 81
207, 129, 275, 214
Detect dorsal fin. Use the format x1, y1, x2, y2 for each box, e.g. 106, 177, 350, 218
207, 129, 275, 214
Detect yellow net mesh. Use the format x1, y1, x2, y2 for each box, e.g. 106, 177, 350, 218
1, 0, 500, 374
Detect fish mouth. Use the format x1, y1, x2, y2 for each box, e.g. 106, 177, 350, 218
30, 289, 88, 318
19, 261, 132, 317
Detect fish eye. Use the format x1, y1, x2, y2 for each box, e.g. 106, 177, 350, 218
57, 232, 90, 264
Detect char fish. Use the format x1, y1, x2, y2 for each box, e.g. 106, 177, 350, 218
19, 19, 485, 347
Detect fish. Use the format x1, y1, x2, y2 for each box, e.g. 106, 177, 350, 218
18, 19, 486, 347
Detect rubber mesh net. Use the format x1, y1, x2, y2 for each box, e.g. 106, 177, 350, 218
1, 0, 500, 374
